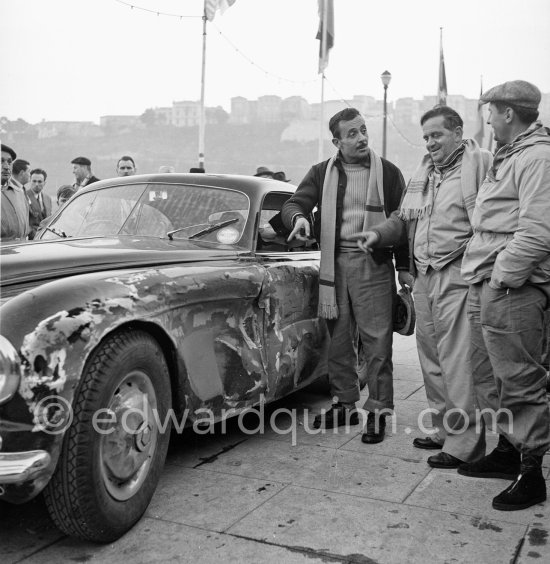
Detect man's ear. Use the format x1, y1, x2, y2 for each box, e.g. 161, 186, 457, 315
331, 137, 339, 149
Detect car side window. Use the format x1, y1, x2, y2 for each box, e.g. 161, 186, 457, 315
256, 193, 293, 252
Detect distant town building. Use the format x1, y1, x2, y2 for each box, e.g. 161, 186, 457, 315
100, 115, 143, 132
36, 120, 102, 139
172, 101, 201, 127
15, 90, 550, 136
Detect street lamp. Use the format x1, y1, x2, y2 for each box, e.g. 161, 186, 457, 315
381, 70, 392, 159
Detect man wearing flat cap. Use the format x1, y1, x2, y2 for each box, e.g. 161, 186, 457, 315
1, 143, 30, 242
460, 80, 550, 511
71, 156, 100, 189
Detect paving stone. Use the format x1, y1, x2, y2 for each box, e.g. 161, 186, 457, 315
184, 438, 430, 504
393, 398, 434, 427
405, 470, 549, 526
339, 423, 434, 462
146, 464, 285, 531
20, 517, 317, 564
0, 496, 64, 564
227, 485, 526, 564
256, 408, 362, 449
517, 522, 550, 563
406, 386, 428, 402
393, 361, 423, 380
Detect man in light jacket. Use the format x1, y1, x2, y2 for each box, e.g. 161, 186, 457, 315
459, 80, 550, 511
347, 106, 493, 468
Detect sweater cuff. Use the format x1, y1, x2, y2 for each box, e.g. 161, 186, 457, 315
292, 213, 306, 227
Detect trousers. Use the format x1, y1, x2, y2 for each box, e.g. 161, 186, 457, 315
467, 281, 550, 456
414, 259, 486, 462
326, 250, 395, 411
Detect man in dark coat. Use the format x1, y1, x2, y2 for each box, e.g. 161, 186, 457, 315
281, 107, 408, 443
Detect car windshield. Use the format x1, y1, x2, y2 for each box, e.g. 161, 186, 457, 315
39, 183, 251, 247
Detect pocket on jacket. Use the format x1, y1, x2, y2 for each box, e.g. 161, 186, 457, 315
480, 283, 512, 330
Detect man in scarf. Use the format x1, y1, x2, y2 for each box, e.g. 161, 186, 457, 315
281, 108, 408, 443
347, 106, 493, 466
459, 80, 550, 511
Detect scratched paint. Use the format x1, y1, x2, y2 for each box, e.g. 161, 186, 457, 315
0, 256, 324, 504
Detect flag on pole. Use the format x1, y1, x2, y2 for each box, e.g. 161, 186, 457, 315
316, 0, 334, 74
205, 0, 236, 22
438, 28, 447, 105
474, 77, 485, 147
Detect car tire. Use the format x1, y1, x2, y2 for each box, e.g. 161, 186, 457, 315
43, 330, 172, 543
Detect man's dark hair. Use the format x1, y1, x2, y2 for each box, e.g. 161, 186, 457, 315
420, 106, 463, 130
329, 107, 361, 138
56, 184, 77, 202
12, 159, 30, 176
30, 168, 47, 180
492, 101, 539, 125
117, 155, 135, 167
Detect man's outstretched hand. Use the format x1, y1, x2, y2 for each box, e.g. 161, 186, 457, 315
344, 230, 380, 253
287, 216, 311, 242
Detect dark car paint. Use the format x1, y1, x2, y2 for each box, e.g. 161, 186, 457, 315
0, 174, 325, 504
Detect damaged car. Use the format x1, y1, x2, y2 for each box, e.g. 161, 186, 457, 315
0, 172, 326, 542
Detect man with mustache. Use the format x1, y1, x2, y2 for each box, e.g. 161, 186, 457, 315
347, 106, 493, 467
281, 107, 408, 443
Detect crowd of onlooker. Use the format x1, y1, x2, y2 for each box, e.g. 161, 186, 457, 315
0, 150, 138, 242
0, 146, 292, 243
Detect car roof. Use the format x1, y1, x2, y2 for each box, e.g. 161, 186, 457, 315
78, 173, 296, 201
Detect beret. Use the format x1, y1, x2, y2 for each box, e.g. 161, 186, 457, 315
71, 156, 91, 166
1, 144, 17, 160
480, 80, 541, 110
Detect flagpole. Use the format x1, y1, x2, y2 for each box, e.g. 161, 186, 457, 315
318, 74, 325, 162
198, 5, 207, 170
438, 27, 442, 100
317, 0, 328, 162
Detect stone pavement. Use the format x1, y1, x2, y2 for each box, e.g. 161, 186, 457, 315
1, 334, 549, 563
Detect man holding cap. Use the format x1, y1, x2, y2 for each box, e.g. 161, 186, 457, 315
460, 80, 550, 511
1, 143, 30, 242
71, 156, 100, 189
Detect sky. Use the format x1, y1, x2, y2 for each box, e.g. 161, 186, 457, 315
1, 0, 550, 124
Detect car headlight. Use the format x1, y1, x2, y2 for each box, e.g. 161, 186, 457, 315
0, 335, 21, 405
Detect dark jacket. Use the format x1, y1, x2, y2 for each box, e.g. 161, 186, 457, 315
281, 154, 409, 269
26, 189, 53, 240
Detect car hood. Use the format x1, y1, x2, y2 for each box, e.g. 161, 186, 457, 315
0, 237, 246, 286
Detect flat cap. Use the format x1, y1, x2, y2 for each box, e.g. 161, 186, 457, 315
71, 156, 91, 166
1, 144, 17, 160
480, 80, 541, 109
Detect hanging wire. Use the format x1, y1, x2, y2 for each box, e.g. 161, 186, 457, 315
113, 0, 201, 18
209, 22, 319, 86
387, 116, 425, 148
113, 0, 319, 86
322, 76, 353, 107
112, 0, 416, 125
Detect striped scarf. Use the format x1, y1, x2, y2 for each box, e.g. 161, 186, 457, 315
399, 139, 488, 222
318, 149, 385, 319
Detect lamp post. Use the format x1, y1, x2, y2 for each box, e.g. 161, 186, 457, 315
381, 70, 392, 159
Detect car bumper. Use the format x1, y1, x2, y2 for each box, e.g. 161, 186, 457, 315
0, 450, 51, 486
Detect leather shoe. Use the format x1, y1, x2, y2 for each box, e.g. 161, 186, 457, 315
361, 412, 386, 444
427, 452, 463, 469
312, 403, 359, 429
413, 437, 443, 450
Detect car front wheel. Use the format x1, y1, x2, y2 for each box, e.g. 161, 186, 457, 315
43, 330, 172, 543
